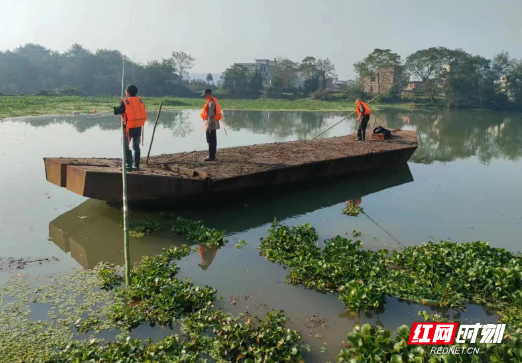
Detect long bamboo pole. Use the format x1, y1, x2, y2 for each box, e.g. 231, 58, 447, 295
120, 56, 131, 285
145, 102, 163, 164
311, 64, 429, 140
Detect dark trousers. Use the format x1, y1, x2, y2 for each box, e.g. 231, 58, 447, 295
124, 127, 141, 167
206, 129, 217, 145
205, 129, 217, 160
357, 115, 370, 140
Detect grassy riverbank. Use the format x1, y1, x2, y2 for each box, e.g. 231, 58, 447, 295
0, 95, 445, 119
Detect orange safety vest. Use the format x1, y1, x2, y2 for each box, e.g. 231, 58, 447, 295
200, 97, 223, 121
355, 101, 371, 117
122, 96, 147, 144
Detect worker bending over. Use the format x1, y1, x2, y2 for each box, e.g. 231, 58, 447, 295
114, 84, 147, 171
200, 89, 223, 161
355, 98, 371, 141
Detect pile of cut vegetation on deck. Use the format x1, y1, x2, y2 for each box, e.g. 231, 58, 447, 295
145, 130, 418, 180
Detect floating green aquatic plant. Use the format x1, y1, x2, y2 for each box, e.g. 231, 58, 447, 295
119, 219, 164, 238
336, 311, 522, 363
104, 245, 216, 329
259, 220, 522, 314
0, 267, 120, 361
171, 217, 228, 247
342, 202, 363, 217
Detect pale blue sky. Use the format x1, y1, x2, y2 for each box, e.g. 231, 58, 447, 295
1, 0, 521, 79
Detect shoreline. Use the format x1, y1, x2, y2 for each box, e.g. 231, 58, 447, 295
0, 95, 454, 119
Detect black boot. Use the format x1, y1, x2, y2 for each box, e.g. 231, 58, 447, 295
126, 150, 133, 170
204, 143, 217, 161
134, 149, 141, 171
211, 143, 217, 160
204, 143, 213, 161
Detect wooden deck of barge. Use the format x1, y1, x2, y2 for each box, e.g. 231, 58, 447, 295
44, 130, 418, 203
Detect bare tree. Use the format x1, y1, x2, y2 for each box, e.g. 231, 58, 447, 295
316, 58, 337, 89
206, 73, 213, 86
170, 51, 195, 84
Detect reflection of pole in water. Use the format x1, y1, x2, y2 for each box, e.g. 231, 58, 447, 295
361, 210, 403, 246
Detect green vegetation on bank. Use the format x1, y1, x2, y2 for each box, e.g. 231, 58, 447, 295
0, 94, 445, 119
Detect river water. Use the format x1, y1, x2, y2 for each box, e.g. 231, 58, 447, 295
1, 108, 521, 361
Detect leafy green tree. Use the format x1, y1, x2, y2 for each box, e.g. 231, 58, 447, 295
299, 56, 317, 80
354, 49, 401, 94
247, 69, 263, 96
492, 51, 515, 78
441, 50, 505, 109
222, 65, 249, 95
508, 60, 522, 105
136, 59, 178, 96
405, 47, 451, 102
62, 44, 98, 95
270, 58, 299, 93
303, 75, 320, 96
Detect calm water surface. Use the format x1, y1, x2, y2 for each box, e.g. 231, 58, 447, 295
1, 108, 521, 361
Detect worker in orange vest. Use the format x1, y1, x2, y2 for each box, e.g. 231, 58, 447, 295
114, 84, 147, 171
355, 99, 371, 141
200, 89, 223, 161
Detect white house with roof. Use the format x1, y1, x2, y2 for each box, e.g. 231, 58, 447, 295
233, 59, 278, 86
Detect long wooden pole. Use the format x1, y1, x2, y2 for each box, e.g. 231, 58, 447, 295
146, 102, 163, 164
311, 66, 427, 139
120, 56, 131, 286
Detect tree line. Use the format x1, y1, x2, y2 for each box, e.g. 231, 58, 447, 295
220, 57, 337, 98
353, 47, 522, 109
0, 43, 196, 97
1, 43, 521, 109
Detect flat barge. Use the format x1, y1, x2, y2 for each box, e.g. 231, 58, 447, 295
43, 130, 417, 204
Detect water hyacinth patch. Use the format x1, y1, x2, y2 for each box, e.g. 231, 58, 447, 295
336, 311, 522, 363
181, 308, 309, 363
171, 216, 228, 247
259, 220, 522, 316
119, 219, 164, 238
104, 245, 217, 328
43, 335, 202, 363
342, 202, 363, 217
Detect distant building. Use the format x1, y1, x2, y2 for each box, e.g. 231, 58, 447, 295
329, 78, 356, 90
233, 58, 304, 88
234, 59, 278, 86
495, 75, 509, 94
362, 66, 402, 95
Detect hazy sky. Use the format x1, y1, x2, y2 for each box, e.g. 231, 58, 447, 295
2, 0, 521, 79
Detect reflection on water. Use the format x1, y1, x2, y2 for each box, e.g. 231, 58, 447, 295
378, 110, 522, 164
2, 108, 522, 361
48, 164, 413, 268
9, 108, 522, 163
